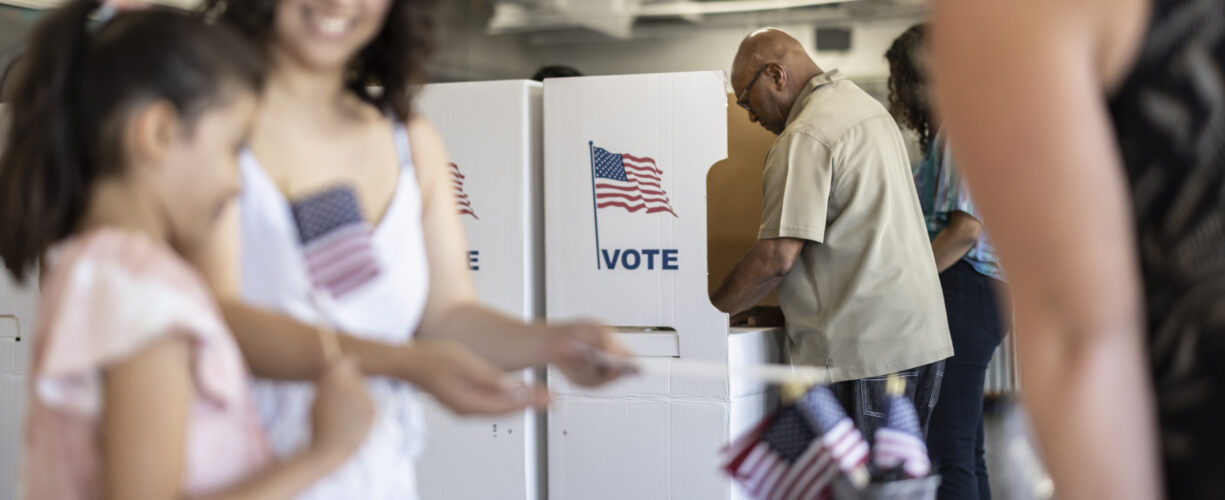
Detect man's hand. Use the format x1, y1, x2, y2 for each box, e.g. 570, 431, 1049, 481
730, 305, 785, 327
711, 237, 805, 315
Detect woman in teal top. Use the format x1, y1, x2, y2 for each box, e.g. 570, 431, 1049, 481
887, 24, 1008, 500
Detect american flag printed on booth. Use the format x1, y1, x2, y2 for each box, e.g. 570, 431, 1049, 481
590, 144, 677, 217
721, 385, 870, 500
450, 162, 479, 220
873, 391, 931, 478
290, 185, 381, 299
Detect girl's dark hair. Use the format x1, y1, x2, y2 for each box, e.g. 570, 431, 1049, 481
885, 23, 932, 155
0, 0, 266, 282
205, 0, 439, 122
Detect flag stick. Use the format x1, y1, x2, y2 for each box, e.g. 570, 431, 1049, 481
588, 141, 602, 269
630, 357, 834, 386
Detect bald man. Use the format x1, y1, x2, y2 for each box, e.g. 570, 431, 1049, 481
711, 29, 952, 438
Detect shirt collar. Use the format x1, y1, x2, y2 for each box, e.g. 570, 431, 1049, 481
785, 69, 844, 126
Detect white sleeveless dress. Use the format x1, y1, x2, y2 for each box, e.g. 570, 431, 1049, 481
237, 123, 429, 500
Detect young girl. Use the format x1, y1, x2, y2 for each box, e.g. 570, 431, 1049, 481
198, 0, 633, 498
0, 2, 376, 498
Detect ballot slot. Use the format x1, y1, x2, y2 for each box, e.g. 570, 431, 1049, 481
610, 326, 678, 358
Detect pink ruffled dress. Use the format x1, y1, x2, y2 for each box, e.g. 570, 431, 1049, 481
23, 229, 272, 499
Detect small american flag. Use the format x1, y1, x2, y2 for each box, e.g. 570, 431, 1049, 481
290, 185, 381, 299
873, 391, 931, 478
722, 385, 870, 500
591, 145, 677, 217
450, 162, 479, 220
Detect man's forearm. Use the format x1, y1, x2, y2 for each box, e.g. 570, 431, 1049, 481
711, 253, 788, 315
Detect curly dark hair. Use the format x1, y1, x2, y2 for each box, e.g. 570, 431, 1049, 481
885, 23, 932, 155
202, 0, 438, 122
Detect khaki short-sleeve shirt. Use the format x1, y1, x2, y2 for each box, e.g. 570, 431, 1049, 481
759, 71, 952, 382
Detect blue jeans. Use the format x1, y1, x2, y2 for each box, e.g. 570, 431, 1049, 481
829, 360, 945, 451
925, 260, 1007, 500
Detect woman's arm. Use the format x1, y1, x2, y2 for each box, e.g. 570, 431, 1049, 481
191, 206, 414, 381
930, 0, 1159, 498
191, 187, 547, 415
407, 116, 632, 385
931, 211, 981, 273
102, 337, 351, 500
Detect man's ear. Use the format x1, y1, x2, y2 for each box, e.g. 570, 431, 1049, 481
768, 63, 788, 91
124, 100, 180, 169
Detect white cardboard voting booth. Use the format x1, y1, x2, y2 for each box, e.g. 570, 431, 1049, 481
1, 269, 36, 500
544, 72, 783, 500
415, 80, 546, 500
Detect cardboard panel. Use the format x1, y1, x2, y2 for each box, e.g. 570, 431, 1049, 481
415, 80, 545, 500
543, 73, 787, 500
0, 338, 26, 500
708, 94, 781, 306
548, 398, 733, 500
544, 72, 730, 369
417, 80, 544, 321
0, 267, 35, 500
728, 328, 785, 398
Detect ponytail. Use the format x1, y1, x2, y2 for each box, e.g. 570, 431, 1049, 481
0, 0, 265, 282
0, 0, 101, 282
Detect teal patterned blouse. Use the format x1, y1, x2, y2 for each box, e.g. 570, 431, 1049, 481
914, 132, 1004, 281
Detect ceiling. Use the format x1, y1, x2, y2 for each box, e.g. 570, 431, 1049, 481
487, 0, 925, 39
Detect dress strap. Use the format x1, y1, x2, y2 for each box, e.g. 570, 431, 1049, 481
393, 122, 412, 168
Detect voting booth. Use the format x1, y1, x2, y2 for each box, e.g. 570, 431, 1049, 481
415, 80, 547, 500
543, 72, 784, 500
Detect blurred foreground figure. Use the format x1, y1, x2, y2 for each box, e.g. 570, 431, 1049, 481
932, 0, 1225, 498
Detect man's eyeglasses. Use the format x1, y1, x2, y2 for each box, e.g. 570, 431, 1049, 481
736, 64, 771, 112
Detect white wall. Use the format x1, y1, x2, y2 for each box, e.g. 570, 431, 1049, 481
430, 1, 539, 81
524, 18, 917, 82
431, 13, 922, 87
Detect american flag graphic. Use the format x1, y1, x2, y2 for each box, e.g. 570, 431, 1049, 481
591, 145, 677, 217
450, 162, 479, 220
290, 185, 381, 299
873, 392, 931, 478
722, 385, 870, 500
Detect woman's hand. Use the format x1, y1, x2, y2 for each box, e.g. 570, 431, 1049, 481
547, 322, 638, 387
405, 338, 551, 416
